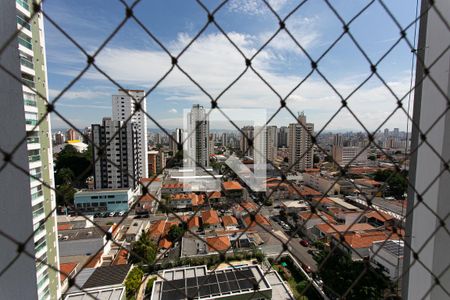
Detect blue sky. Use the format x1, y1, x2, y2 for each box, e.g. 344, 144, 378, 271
44, 0, 419, 132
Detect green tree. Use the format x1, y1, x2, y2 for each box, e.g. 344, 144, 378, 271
125, 267, 144, 298
57, 168, 75, 184
55, 144, 92, 188
316, 251, 389, 299
129, 234, 157, 265
374, 169, 408, 198
56, 183, 76, 206
167, 225, 185, 242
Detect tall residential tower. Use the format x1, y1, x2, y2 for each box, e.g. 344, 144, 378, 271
288, 112, 314, 171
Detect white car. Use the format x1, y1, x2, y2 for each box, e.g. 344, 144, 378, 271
118, 211, 125, 216
108, 211, 115, 217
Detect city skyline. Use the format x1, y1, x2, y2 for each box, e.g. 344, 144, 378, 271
44, 0, 417, 131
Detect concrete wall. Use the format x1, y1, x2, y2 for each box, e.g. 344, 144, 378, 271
0, 0, 38, 297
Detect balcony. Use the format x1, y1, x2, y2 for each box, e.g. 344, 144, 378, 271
16, 0, 30, 11
16, 15, 31, 31
20, 56, 34, 70
17, 36, 32, 50
25, 118, 38, 126
27, 136, 39, 144
22, 78, 35, 88
28, 154, 40, 162
24, 98, 37, 107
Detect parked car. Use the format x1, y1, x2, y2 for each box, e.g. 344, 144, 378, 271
300, 239, 309, 247
118, 211, 125, 216
108, 211, 115, 217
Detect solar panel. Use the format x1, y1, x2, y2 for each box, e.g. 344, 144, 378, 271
171, 279, 186, 289
187, 287, 199, 298
199, 285, 210, 297
228, 280, 240, 292
238, 279, 254, 290
219, 281, 230, 293
162, 290, 185, 300
209, 283, 220, 295
217, 273, 227, 282
225, 271, 236, 281
186, 277, 197, 287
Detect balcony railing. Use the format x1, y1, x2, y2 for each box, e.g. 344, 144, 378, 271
22, 78, 35, 88
24, 98, 37, 107
17, 36, 32, 50
27, 136, 39, 144
16, 15, 31, 31
25, 119, 38, 126
16, 0, 29, 11
20, 56, 34, 69
28, 154, 40, 162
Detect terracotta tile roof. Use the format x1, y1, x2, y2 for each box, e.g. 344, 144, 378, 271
244, 214, 270, 227
206, 236, 231, 252
57, 224, 73, 231
208, 191, 222, 199
162, 183, 191, 189
316, 223, 375, 234
59, 262, 77, 283
340, 231, 397, 249
365, 210, 394, 222
298, 211, 322, 220
304, 168, 320, 173
222, 215, 238, 227
169, 193, 204, 206
201, 210, 220, 225
140, 194, 156, 202
296, 185, 322, 197
311, 197, 335, 205
85, 251, 103, 268
354, 179, 382, 187
149, 220, 166, 240
222, 181, 243, 190
113, 249, 128, 265
181, 215, 200, 229
164, 220, 180, 235
159, 238, 172, 249
234, 201, 257, 212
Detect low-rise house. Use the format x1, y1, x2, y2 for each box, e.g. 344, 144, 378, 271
232, 201, 258, 218
201, 210, 222, 231
206, 236, 231, 253
125, 220, 149, 242
161, 182, 191, 194
297, 211, 337, 239
370, 240, 404, 280
222, 215, 239, 230
182, 215, 201, 232
303, 172, 340, 195
60, 262, 78, 293
243, 214, 271, 230
148, 220, 166, 242
167, 193, 204, 210
331, 231, 397, 261
364, 210, 395, 228
222, 181, 244, 203
280, 200, 309, 214
311, 223, 376, 243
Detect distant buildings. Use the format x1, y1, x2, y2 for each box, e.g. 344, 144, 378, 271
185, 104, 210, 168
148, 150, 167, 176
66, 128, 79, 141
92, 117, 139, 189
73, 188, 137, 213
112, 89, 148, 178
169, 128, 183, 154
278, 126, 288, 148
332, 134, 367, 166
288, 112, 314, 171
240, 125, 254, 157
266, 125, 278, 163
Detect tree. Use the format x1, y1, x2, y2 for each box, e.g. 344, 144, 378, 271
56, 183, 76, 206
129, 234, 157, 265
368, 155, 376, 161
313, 154, 320, 164
55, 144, 92, 188
167, 225, 185, 242
374, 169, 408, 198
315, 251, 390, 299
125, 267, 144, 298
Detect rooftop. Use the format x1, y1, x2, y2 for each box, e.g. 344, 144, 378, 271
222, 181, 243, 190
206, 236, 231, 252
59, 262, 78, 283
243, 214, 270, 227
222, 215, 238, 227
151, 265, 271, 300
201, 210, 220, 225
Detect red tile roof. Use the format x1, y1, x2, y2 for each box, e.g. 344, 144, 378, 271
243, 214, 270, 227
159, 238, 172, 249
222, 215, 238, 227
206, 236, 231, 252
222, 181, 243, 190
59, 262, 77, 283
181, 215, 200, 229
340, 231, 397, 249
365, 210, 394, 222
201, 210, 220, 225
113, 249, 128, 265
57, 224, 73, 231
149, 220, 166, 240
316, 223, 375, 234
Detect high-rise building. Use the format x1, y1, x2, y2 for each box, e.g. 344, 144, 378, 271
266, 125, 278, 163
169, 128, 183, 154
278, 126, 288, 147
92, 117, 139, 189
240, 126, 254, 158
288, 112, 314, 171
332, 134, 367, 166
2, 1, 61, 298
54, 131, 65, 145
112, 89, 148, 178
148, 150, 167, 176
185, 104, 210, 168
66, 128, 78, 141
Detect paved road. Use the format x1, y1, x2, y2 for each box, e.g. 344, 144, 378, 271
267, 215, 318, 272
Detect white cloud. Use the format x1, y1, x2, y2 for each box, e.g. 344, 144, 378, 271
227, 0, 289, 15
62, 29, 411, 131
48, 88, 111, 101
168, 108, 178, 113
